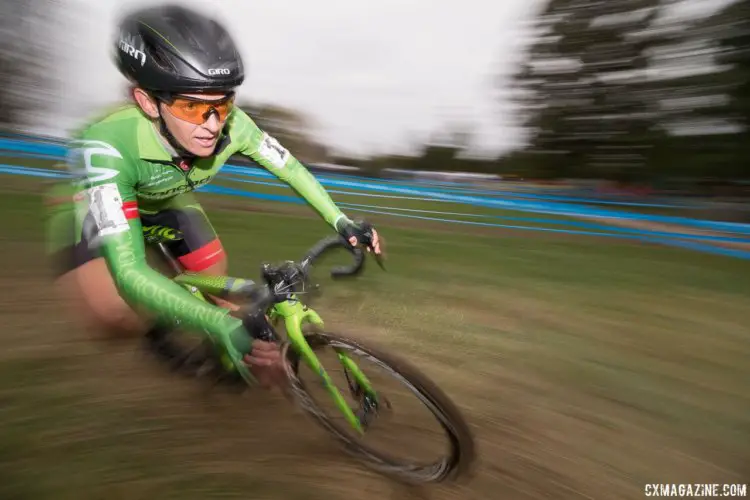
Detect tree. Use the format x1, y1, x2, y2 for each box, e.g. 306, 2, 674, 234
511, 0, 750, 186
0, 0, 63, 131
713, 0, 750, 179
511, 0, 672, 181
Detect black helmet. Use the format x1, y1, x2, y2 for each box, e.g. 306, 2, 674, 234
114, 5, 244, 94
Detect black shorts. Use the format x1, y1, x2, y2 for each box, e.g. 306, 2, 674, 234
52, 203, 225, 277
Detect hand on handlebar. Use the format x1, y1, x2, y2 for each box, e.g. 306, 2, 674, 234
221, 327, 256, 383
337, 218, 384, 256
224, 325, 283, 388
243, 339, 285, 389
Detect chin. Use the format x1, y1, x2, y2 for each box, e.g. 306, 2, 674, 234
189, 143, 218, 157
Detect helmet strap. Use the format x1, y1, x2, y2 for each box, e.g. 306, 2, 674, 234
157, 113, 196, 161
149, 94, 196, 161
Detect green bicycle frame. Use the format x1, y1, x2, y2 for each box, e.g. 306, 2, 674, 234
173, 272, 377, 435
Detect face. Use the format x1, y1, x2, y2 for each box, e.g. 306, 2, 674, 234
133, 89, 234, 157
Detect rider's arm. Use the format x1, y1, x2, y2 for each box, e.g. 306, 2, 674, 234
232, 109, 352, 232
68, 138, 247, 350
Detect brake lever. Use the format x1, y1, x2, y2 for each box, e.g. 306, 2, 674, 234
359, 226, 386, 271
373, 252, 386, 271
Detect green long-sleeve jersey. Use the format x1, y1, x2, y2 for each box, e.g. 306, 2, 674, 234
64, 104, 348, 347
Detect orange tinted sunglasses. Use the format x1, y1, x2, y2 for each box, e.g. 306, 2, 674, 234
162, 93, 235, 125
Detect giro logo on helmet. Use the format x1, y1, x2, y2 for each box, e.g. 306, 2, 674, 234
118, 33, 146, 66
208, 68, 231, 75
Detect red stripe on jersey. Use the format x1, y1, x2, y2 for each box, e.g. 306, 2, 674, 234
178, 239, 225, 272
122, 201, 139, 220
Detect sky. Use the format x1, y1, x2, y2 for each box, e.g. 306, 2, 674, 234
37, 0, 542, 157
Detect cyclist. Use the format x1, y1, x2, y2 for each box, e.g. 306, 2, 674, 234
46, 4, 382, 386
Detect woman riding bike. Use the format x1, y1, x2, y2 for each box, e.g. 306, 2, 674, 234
46, 4, 382, 386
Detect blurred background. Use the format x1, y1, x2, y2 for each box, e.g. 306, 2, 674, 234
1, 1, 749, 499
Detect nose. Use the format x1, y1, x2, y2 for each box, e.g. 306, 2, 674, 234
202, 110, 222, 134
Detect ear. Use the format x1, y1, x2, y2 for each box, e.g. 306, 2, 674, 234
133, 88, 160, 119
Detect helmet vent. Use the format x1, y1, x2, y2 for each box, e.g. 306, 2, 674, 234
148, 43, 176, 72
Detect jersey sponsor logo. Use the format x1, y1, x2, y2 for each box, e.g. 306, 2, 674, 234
207, 68, 231, 75
118, 32, 146, 66
138, 175, 213, 200
142, 225, 182, 243
67, 139, 122, 184
83, 183, 130, 244
257, 132, 290, 169
141, 170, 176, 188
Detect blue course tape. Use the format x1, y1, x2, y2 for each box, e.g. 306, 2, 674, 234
335, 202, 750, 244
0, 164, 70, 178
0, 151, 64, 162
0, 139, 700, 208
240, 166, 689, 208
2, 152, 749, 259
220, 166, 750, 235
0, 138, 67, 157
219, 170, 682, 208
0, 139, 742, 222
204, 177, 750, 246
218, 174, 457, 203
196, 183, 305, 204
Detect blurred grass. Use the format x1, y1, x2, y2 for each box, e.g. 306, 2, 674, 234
0, 175, 749, 499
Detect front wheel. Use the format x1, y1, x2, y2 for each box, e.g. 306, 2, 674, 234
281, 332, 476, 484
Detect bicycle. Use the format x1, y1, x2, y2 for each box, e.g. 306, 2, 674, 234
141, 223, 476, 484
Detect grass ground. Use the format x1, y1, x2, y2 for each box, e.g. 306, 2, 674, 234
0, 175, 749, 499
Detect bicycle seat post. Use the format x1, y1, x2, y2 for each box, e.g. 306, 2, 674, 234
157, 241, 185, 275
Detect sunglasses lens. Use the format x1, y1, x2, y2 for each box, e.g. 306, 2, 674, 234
166, 95, 234, 124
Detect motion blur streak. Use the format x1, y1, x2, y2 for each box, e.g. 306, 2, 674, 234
0, 0, 748, 498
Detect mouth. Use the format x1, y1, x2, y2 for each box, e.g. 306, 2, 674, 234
195, 136, 217, 148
